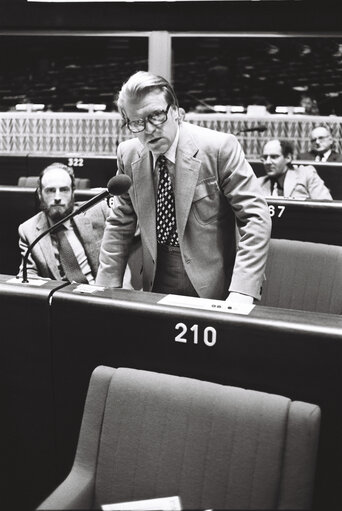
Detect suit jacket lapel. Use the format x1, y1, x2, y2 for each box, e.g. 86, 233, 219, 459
132, 149, 156, 258
36, 214, 61, 280
174, 124, 201, 243
73, 214, 98, 275
260, 177, 272, 195
284, 169, 297, 197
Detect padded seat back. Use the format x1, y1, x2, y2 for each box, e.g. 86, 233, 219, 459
38, 366, 321, 510
260, 239, 342, 314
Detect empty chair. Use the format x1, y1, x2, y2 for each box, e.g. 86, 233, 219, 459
38, 366, 320, 510
17, 176, 91, 189
260, 239, 342, 314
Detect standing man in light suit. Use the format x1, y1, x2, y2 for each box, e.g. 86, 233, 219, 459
96, 71, 271, 305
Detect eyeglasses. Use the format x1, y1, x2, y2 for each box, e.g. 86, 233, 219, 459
311, 135, 329, 142
123, 104, 172, 133
260, 154, 282, 162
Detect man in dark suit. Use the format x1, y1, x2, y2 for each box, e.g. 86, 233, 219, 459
18, 162, 109, 283
298, 125, 342, 162
96, 71, 271, 306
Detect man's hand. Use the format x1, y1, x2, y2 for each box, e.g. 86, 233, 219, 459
225, 292, 254, 306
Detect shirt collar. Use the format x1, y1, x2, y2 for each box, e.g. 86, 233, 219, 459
46, 213, 72, 230
322, 149, 332, 161
152, 127, 179, 168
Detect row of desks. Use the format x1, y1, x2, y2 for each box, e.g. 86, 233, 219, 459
2, 275, 342, 510
0, 185, 342, 277
0, 152, 117, 187
0, 152, 342, 199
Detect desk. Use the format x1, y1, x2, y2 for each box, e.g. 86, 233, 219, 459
268, 198, 342, 245
0, 152, 28, 185
0, 275, 69, 510
50, 286, 342, 511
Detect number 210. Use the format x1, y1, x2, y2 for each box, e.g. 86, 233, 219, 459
175, 323, 217, 347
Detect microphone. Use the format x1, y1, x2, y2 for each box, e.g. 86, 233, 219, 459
21, 174, 131, 283
74, 174, 131, 215
235, 125, 267, 135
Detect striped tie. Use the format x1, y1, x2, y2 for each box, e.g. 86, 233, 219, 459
53, 226, 88, 283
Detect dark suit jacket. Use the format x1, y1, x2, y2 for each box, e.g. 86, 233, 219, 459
96, 122, 271, 300
18, 201, 109, 280
297, 150, 342, 162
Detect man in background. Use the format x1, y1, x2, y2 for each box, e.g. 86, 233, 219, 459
298, 125, 342, 162
18, 162, 109, 283
258, 139, 332, 200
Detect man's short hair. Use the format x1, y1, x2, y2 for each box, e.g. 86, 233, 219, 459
263, 139, 294, 158
38, 162, 75, 191
278, 140, 294, 158
117, 71, 179, 115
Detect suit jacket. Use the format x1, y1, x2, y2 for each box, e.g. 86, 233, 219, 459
297, 150, 342, 162
257, 165, 333, 200
96, 122, 271, 300
18, 201, 109, 280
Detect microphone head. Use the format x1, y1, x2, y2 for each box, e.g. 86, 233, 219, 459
107, 174, 132, 195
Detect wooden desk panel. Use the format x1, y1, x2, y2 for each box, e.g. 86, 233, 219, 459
267, 198, 342, 246
0, 152, 28, 185
50, 287, 342, 511
0, 276, 69, 510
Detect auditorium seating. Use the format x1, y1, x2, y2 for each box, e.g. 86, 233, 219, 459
0, 154, 117, 187
27, 154, 117, 188
38, 366, 320, 511
260, 239, 342, 314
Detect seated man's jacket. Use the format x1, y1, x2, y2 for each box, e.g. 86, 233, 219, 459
257, 165, 333, 200
18, 201, 109, 280
298, 150, 342, 162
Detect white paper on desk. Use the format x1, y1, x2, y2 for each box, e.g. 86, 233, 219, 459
6, 277, 47, 286
101, 495, 182, 510
158, 294, 255, 315
73, 284, 105, 294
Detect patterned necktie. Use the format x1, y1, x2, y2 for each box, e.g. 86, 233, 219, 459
54, 226, 88, 283
156, 155, 179, 246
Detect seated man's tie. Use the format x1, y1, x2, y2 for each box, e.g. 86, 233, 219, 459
271, 179, 279, 197
156, 155, 179, 246
54, 226, 88, 283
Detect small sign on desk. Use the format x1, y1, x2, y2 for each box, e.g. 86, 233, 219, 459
102, 495, 182, 510
6, 277, 47, 287
158, 294, 255, 315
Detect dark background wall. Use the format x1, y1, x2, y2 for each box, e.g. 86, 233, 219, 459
0, 1, 340, 33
